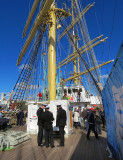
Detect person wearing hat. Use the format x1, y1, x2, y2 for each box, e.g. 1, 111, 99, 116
43, 106, 55, 148
37, 104, 45, 146
86, 107, 98, 140
56, 104, 67, 147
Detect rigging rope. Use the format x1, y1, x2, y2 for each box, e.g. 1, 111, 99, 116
75, 0, 102, 83
57, 13, 102, 95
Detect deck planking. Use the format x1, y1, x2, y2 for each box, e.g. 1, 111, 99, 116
0, 125, 114, 160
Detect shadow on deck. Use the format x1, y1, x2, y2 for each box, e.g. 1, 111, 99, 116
0, 125, 114, 160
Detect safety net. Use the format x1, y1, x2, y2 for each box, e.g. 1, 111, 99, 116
102, 42, 123, 160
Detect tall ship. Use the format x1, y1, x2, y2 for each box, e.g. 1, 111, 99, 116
8, 0, 113, 134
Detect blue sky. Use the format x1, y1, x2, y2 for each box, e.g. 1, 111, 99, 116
0, 0, 123, 96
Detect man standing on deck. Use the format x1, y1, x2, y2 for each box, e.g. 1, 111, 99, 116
19, 110, 24, 125
86, 108, 98, 140
43, 106, 55, 148
56, 104, 67, 147
37, 104, 45, 146
16, 109, 20, 126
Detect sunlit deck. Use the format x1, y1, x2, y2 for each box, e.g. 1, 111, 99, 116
0, 125, 114, 160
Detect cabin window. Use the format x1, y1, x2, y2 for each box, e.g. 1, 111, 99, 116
79, 88, 82, 92
73, 89, 78, 92
68, 89, 71, 94
64, 89, 67, 94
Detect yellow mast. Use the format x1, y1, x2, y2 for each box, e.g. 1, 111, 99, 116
48, 3, 56, 100
16, 0, 70, 101
72, 0, 77, 85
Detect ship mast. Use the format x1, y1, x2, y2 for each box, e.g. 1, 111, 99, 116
48, 2, 71, 100
13, 0, 70, 102
48, 3, 56, 100
72, 0, 77, 85
9, 0, 114, 103
56, 1, 113, 95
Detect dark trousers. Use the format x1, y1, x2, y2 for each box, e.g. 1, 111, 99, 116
17, 118, 19, 125
38, 125, 43, 145
45, 129, 54, 147
87, 124, 98, 138
59, 126, 65, 146
74, 122, 78, 128
19, 118, 23, 125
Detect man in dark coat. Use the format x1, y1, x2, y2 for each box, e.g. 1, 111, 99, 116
19, 110, 24, 125
56, 104, 67, 147
43, 106, 55, 148
37, 104, 45, 146
86, 108, 98, 140
16, 109, 20, 126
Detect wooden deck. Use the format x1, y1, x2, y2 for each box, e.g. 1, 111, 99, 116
0, 125, 114, 160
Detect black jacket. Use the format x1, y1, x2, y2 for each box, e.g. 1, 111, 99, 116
37, 108, 44, 126
43, 111, 54, 130
87, 110, 95, 124
19, 111, 24, 119
56, 108, 67, 127
16, 112, 20, 119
